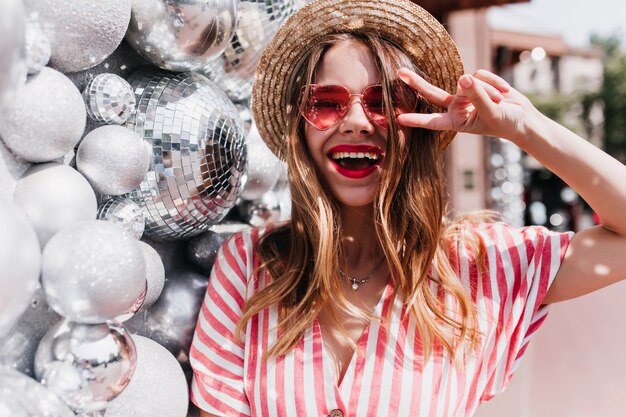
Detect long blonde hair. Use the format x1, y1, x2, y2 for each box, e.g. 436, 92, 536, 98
238, 32, 488, 360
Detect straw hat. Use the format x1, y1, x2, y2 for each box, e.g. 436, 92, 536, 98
251, 0, 464, 160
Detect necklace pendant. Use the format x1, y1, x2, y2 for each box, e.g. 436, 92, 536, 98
352, 282, 359, 291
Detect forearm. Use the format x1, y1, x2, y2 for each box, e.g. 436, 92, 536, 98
512, 109, 626, 235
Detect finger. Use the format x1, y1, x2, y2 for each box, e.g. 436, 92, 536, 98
473, 70, 511, 93
397, 67, 453, 108
458, 75, 497, 116
396, 112, 452, 131
475, 78, 504, 103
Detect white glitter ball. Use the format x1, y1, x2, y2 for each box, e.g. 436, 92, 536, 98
0, 67, 86, 163
76, 125, 150, 195
104, 335, 188, 417
41, 221, 146, 323
26, 0, 131, 72
83, 73, 136, 124
13, 162, 97, 247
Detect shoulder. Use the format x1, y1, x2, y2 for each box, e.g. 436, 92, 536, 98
214, 221, 290, 279
457, 221, 572, 253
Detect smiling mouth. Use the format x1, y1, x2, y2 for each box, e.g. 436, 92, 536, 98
326, 145, 384, 179
329, 151, 382, 170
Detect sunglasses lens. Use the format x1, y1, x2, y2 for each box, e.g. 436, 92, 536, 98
362, 86, 386, 127
392, 84, 419, 114
303, 85, 349, 130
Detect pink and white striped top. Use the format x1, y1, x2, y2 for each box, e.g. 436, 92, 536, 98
190, 222, 573, 417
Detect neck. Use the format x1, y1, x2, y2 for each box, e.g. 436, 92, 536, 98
339, 203, 382, 267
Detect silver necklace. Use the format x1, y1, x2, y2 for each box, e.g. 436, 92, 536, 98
339, 256, 386, 291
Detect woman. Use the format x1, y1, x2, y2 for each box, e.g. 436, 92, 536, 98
189, 0, 626, 416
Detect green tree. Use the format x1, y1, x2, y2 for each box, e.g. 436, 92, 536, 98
582, 34, 626, 163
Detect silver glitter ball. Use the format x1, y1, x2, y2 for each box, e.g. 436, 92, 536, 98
76, 125, 151, 196
201, 0, 297, 101
41, 221, 147, 323
97, 196, 145, 239
24, 17, 51, 75
240, 122, 282, 200
137, 241, 165, 312
0, 0, 26, 111
0, 287, 62, 378
0, 196, 41, 338
13, 163, 97, 248
0, 367, 75, 417
125, 69, 246, 240
83, 73, 136, 124
104, 335, 188, 417
0, 67, 86, 163
125, 0, 238, 72
34, 320, 137, 414
25, 0, 132, 73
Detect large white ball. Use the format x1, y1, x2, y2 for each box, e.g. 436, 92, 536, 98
25, 0, 131, 72
0, 196, 41, 338
0, 67, 86, 163
77, 125, 150, 195
104, 335, 188, 417
41, 221, 147, 323
13, 163, 97, 247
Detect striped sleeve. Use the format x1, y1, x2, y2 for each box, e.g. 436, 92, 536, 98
189, 231, 253, 417
473, 223, 573, 402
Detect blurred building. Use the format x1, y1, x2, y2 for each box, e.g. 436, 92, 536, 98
429, 4, 603, 229
430, 6, 624, 417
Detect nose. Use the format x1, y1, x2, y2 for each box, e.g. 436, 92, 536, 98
339, 96, 375, 136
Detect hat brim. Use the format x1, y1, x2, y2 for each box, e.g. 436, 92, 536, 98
252, 0, 463, 160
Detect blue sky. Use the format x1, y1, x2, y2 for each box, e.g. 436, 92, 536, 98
503, 0, 626, 47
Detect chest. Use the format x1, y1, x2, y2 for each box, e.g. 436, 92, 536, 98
241, 298, 477, 417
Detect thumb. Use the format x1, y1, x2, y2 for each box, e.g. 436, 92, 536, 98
458, 75, 497, 116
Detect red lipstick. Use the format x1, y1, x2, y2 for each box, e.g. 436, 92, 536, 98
327, 144, 384, 179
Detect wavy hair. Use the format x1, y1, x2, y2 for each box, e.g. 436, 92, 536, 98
237, 32, 490, 360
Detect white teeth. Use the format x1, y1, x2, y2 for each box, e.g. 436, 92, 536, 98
330, 151, 380, 160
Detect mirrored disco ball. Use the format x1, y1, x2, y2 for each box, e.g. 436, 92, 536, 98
125, 69, 246, 240
97, 196, 145, 239
125, 0, 238, 72
200, 0, 298, 102
83, 73, 136, 125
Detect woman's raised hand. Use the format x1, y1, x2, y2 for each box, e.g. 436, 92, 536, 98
396, 68, 540, 143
